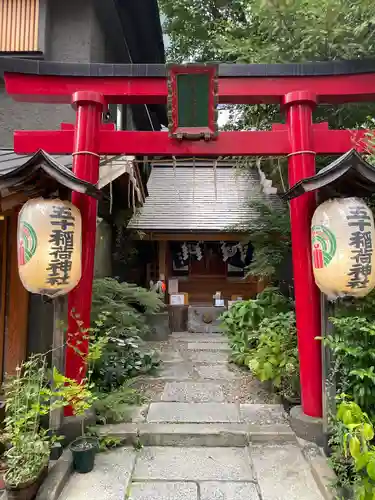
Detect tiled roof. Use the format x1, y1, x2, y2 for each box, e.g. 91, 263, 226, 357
128, 164, 281, 232
0, 149, 71, 175
0, 149, 144, 203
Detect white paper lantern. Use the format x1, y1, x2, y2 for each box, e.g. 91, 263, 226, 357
311, 197, 375, 299
17, 198, 82, 298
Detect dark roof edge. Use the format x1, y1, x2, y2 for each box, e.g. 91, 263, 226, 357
2, 58, 375, 78
131, 229, 249, 234
0, 149, 104, 199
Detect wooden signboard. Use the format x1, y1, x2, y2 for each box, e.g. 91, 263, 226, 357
168, 64, 218, 140
170, 293, 189, 306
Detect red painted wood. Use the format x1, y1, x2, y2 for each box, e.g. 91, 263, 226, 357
64, 91, 105, 416
60, 122, 115, 130
6, 72, 375, 104
168, 64, 218, 139
285, 91, 322, 418
13, 128, 367, 156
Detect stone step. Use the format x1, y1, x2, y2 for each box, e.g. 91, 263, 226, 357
171, 333, 228, 343
98, 422, 296, 447
145, 402, 287, 425
187, 342, 231, 351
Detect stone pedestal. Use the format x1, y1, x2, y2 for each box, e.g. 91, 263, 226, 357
290, 405, 324, 446
168, 305, 188, 332
145, 311, 171, 341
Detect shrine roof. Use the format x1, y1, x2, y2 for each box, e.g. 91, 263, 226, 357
2, 57, 375, 78
0, 149, 145, 210
282, 149, 375, 201
128, 163, 281, 233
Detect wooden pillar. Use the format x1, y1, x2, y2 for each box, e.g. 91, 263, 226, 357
158, 240, 168, 303
0, 218, 8, 384
158, 241, 167, 280
5, 212, 29, 375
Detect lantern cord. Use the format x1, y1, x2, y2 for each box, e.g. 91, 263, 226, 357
213, 158, 218, 201
109, 181, 113, 215
192, 157, 195, 202
287, 150, 316, 157
72, 151, 100, 158
277, 157, 286, 192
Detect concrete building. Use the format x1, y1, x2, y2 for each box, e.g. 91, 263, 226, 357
0, 0, 167, 379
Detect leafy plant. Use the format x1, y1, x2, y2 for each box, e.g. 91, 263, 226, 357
91, 328, 159, 392
93, 383, 145, 424
4, 433, 50, 487
86, 426, 122, 452
332, 396, 375, 500
249, 312, 299, 396
221, 288, 293, 366
221, 299, 265, 365
322, 317, 375, 415
91, 278, 163, 335
244, 202, 291, 279
90, 279, 161, 391
3, 355, 64, 487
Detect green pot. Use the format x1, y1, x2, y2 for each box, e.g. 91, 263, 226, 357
69, 437, 98, 474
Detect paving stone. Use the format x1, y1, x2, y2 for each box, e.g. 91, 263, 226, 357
133, 447, 254, 481
251, 444, 324, 499
156, 363, 194, 380
174, 335, 227, 343
240, 404, 287, 424
157, 350, 184, 363
195, 364, 237, 380
200, 482, 260, 500
172, 331, 224, 337
188, 350, 229, 364
187, 342, 230, 351
161, 382, 225, 402
128, 481, 198, 500
147, 402, 240, 423
59, 448, 136, 500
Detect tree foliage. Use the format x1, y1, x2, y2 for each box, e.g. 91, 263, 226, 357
160, 0, 375, 278
159, 0, 375, 130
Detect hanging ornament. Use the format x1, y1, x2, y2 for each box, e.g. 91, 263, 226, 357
195, 242, 203, 261
311, 197, 375, 299
18, 198, 82, 298
220, 241, 240, 261
239, 243, 247, 263
181, 242, 189, 260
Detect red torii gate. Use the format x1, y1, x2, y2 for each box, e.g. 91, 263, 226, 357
4, 60, 373, 422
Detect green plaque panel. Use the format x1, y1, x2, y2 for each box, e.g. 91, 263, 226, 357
168, 64, 218, 140
176, 73, 210, 128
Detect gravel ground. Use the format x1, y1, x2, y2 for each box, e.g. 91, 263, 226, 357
135, 335, 280, 405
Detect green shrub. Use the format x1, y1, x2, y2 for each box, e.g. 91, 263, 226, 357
322, 317, 375, 415
92, 278, 164, 338
220, 287, 292, 366
249, 311, 299, 397
220, 299, 265, 365
93, 383, 145, 424
90, 279, 162, 391
330, 396, 375, 500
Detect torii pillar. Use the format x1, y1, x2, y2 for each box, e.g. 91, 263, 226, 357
284, 91, 322, 423
65, 91, 105, 415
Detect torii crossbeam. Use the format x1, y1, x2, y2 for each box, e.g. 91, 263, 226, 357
4, 58, 375, 422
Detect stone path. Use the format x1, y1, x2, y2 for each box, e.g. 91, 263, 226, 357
58, 331, 326, 500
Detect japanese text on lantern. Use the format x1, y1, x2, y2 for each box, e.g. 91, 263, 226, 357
347, 206, 373, 289
46, 205, 75, 287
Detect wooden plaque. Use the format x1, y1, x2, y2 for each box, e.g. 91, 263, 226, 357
168, 64, 219, 140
